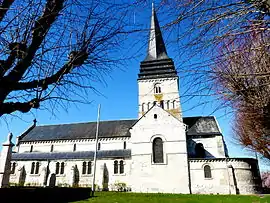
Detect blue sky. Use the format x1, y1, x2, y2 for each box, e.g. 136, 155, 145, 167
0, 1, 268, 171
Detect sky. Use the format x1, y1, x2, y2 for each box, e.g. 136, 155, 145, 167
0, 0, 268, 172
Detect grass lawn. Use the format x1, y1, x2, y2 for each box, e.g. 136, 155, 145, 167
74, 192, 270, 203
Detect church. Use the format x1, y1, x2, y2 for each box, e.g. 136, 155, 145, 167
9, 5, 261, 194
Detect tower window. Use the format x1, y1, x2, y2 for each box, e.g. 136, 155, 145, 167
147, 102, 151, 110
153, 137, 164, 163
154, 83, 161, 94
154, 114, 157, 119
204, 165, 212, 178
160, 100, 164, 109
172, 100, 176, 109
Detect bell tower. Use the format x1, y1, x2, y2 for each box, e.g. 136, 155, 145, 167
138, 3, 182, 120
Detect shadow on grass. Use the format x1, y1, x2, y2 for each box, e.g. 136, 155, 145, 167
0, 187, 92, 203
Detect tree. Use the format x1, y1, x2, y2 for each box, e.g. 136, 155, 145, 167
262, 171, 270, 188
0, 0, 129, 116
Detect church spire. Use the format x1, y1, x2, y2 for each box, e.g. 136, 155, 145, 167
144, 3, 169, 61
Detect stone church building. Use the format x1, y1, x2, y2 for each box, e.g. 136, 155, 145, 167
9, 5, 261, 194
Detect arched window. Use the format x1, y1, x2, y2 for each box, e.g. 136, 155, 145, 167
50, 145, 54, 152
98, 143, 101, 150
153, 137, 164, 163
35, 162, 40, 174
147, 102, 151, 110
114, 160, 118, 174
55, 162, 60, 174
195, 143, 206, 158
87, 161, 92, 174
204, 165, 212, 178
154, 114, 157, 119
60, 162, 65, 174
119, 160, 124, 174
160, 100, 164, 109
30, 145, 33, 152
166, 100, 170, 109
73, 144, 76, 152
11, 162, 16, 174
82, 161, 87, 174
172, 100, 176, 109
123, 141, 126, 149
142, 103, 145, 112
154, 83, 161, 94
30, 162, 35, 174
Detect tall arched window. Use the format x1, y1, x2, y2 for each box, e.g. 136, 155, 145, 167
204, 165, 212, 178
154, 83, 161, 94
147, 102, 151, 110
98, 143, 101, 150
114, 160, 118, 174
11, 162, 16, 174
123, 141, 126, 149
87, 161, 92, 174
55, 162, 60, 174
119, 160, 124, 174
30, 145, 33, 152
35, 162, 40, 174
166, 100, 170, 109
73, 144, 76, 152
153, 137, 164, 163
160, 100, 164, 109
195, 143, 206, 158
172, 100, 176, 109
82, 161, 87, 174
30, 162, 35, 174
60, 162, 65, 174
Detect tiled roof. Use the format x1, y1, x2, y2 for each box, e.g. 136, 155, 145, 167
20, 119, 137, 141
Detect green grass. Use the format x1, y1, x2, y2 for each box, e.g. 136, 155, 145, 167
74, 192, 270, 203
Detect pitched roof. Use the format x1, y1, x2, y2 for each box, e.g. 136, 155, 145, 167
12, 149, 131, 160
184, 116, 221, 136
20, 119, 137, 142
19, 116, 221, 142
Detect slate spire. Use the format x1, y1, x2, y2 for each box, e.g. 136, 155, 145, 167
138, 4, 177, 80
144, 3, 169, 61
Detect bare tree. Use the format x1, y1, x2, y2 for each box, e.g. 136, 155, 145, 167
211, 30, 270, 159
0, 0, 129, 116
